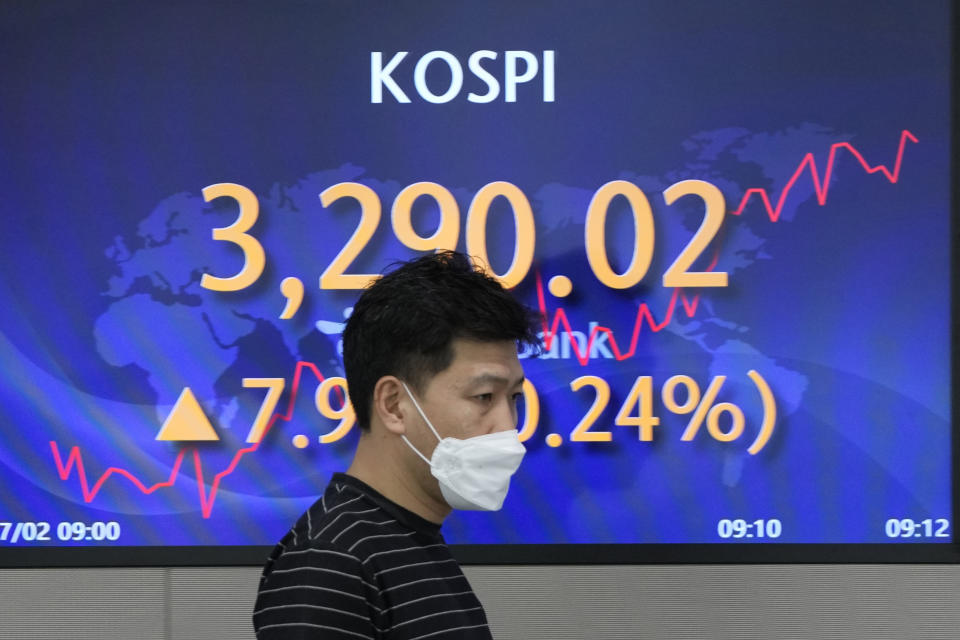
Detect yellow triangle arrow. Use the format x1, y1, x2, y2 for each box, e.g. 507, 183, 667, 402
156, 387, 220, 441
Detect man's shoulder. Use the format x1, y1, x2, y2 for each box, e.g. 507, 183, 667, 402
253, 527, 381, 638
253, 486, 387, 636
298, 481, 424, 558
269, 478, 444, 566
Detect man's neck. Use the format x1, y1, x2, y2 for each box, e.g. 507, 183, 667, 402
345, 432, 450, 525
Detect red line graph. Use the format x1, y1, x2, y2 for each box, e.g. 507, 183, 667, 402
50, 361, 328, 518
50, 129, 917, 516
729, 129, 917, 221
539, 128, 918, 364
536, 273, 703, 366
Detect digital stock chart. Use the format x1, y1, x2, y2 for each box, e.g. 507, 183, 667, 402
0, 1, 952, 561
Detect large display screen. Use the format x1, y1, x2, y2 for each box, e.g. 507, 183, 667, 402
0, 0, 955, 564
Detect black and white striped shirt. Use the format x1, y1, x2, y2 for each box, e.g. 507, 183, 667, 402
253, 473, 493, 639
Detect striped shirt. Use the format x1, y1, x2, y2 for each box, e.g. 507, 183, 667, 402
253, 473, 493, 640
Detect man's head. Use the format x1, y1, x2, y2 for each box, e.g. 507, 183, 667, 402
342, 251, 540, 432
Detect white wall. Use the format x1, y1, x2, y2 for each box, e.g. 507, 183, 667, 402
1, 565, 959, 639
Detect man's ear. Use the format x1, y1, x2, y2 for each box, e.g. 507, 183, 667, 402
372, 376, 406, 435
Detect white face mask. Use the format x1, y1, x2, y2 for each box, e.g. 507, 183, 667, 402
400, 382, 526, 511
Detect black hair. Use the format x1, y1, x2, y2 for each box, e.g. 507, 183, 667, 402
342, 251, 541, 430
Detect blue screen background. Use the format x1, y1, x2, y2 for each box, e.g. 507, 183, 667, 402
0, 0, 950, 547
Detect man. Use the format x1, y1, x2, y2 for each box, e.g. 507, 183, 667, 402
253, 251, 540, 639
